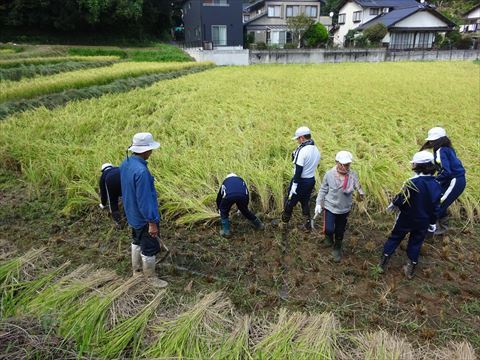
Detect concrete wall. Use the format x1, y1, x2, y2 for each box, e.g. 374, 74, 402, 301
186, 48, 250, 66
249, 48, 480, 64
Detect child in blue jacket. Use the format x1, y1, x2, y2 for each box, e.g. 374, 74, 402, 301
379, 151, 442, 279
421, 127, 466, 234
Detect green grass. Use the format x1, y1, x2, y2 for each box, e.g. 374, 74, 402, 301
68, 48, 128, 59
0, 55, 119, 69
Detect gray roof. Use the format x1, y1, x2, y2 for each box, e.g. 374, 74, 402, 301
357, 5, 455, 30
354, 0, 420, 7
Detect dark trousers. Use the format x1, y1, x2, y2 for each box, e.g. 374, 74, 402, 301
132, 223, 161, 257
219, 195, 256, 221
383, 219, 428, 263
323, 209, 349, 240
439, 175, 466, 219
283, 178, 316, 219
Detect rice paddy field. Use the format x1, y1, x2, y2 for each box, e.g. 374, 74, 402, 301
0, 46, 479, 358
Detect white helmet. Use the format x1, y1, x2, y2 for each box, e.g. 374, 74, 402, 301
410, 150, 434, 164
425, 127, 446, 141
101, 163, 114, 171
292, 126, 311, 140
335, 151, 353, 164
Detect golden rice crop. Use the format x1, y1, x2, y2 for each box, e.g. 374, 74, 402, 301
0, 61, 209, 102
0, 55, 120, 68
0, 62, 478, 224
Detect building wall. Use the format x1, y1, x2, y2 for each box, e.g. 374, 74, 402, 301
466, 7, 480, 21
333, 1, 364, 46
393, 11, 449, 28
245, 0, 323, 27
183, 1, 202, 45
201, 1, 244, 46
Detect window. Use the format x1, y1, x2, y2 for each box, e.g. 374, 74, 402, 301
369, 8, 379, 15
338, 13, 346, 24
268, 5, 281, 17
243, 14, 250, 22
286, 5, 299, 17
353, 11, 362, 22
268, 30, 286, 45
286, 31, 293, 43
203, 0, 228, 5
305, 6, 318, 18
212, 25, 227, 46
382, 7, 390, 13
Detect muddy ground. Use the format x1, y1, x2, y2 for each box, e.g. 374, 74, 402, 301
1, 168, 479, 350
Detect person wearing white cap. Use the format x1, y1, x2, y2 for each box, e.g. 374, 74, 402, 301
314, 151, 364, 262
282, 126, 321, 230
379, 150, 442, 279
420, 127, 466, 235
215, 173, 264, 237
120, 132, 167, 288
98, 163, 123, 228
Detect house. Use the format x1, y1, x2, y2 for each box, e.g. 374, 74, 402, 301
333, 0, 455, 49
182, 0, 244, 48
460, 4, 479, 48
243, 0, 332, 47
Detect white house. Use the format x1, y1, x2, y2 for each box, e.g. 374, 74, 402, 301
460, 4, 480, 48
333, 0, 455, 49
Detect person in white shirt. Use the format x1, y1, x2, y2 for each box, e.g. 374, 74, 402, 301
282, 126, 321, 230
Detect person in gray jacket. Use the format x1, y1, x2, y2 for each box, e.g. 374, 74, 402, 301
315, 151, 364, 262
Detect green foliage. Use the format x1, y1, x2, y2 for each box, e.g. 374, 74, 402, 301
68, 45, 192, 62
287, 14, 315, 48
68, 48, 128, 58
303, 23, 329, 48
256, 42, 267, 50
363, 23, 388, 45
0, 55, 119, 69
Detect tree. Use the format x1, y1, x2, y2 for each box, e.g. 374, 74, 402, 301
287, 14, 314, 48
362, 23, 387, 45
303, 23, 329, 48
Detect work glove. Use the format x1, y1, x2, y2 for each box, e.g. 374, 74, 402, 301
99, 203, 106, 210
288, 182, 298, 199
386, 203, 397, 212
314, 204, 322, 219
427, 224, 436, 233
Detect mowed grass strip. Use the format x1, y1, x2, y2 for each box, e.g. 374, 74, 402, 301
0, 61, 206, 102
0, 55, 120, 69
0, 62, 478, 223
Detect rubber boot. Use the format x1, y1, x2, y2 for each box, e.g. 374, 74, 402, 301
299, 216, 313, 231
323, 234, 333, 248
220, 218, 231, 237
403, 259, 417, 280
281, 211, 291, 223
332, 237, 343, 263
131, 244, 142, 277
434, 217, 449, 235
252, 217, 265, 230
141, 254, 168, 288
378, 254, 390, 274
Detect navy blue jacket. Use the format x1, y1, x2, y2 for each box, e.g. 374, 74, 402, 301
434, 147, 465, 187
216, 176, 249, 208
393, 175, 442, 225
99, 167, 121, 208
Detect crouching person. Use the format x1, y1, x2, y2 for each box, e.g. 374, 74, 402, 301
120, 132, 168, 288
216, 173, 264, 237
99, 163, 124, 228
314, 151, 364, 262
379, 151, 442, 279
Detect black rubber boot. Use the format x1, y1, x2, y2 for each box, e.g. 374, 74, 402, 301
378, 254, 390, 274
323, 234, 333, 248
252, 217, 265, 230
332, 236, 343, 263
403, 260, 417, 280
281, 211, 291, 223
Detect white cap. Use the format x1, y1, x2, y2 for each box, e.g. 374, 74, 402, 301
335, 151, 353, 164
425, 127, 446, 141
410, 150, 434, 164
101, 163, 113, 171
226, 173, 238, 178
292, 126, 311, 140
128, 132, 160, 153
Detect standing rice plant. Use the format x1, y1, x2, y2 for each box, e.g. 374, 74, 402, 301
424, 341, 477, 360
353, 330, 414, 360
293, 312, 339, 360
214, 315, 252, 360
254, 308, 308, 359
98, 290, 165, 359
59, 275, 141, 355
144, 291, 233, 358
0, 56, 120, 69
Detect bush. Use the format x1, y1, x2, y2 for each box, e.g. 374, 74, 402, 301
363, 23, 387, 45
303, 23, 329, 48
256, 42, 267, 50
284, 43, 296, 49
345, 29, 359, 47
455, 36, 473, 49
355, 35, 369, 48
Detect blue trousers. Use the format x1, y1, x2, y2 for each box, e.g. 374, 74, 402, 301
323, 209, 349, 240
383, 219, 428, 263
283, 178, 316, 219
219, 195, 256, 221
132, 223, 161, 257
439, 175, 466, 219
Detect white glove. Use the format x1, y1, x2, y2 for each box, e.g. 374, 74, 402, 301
289, 182, 298, 199
314, 204, 322, 219
386, 203, 396, 212
99, 203, 106, 210
428, 224, 436, 233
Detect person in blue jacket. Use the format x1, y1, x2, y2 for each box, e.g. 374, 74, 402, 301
216, 173, 264, 237
421, 127, 466, 235
379, 151, 442, 279
98, 163, 123, 228
120, 132, 167, 288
